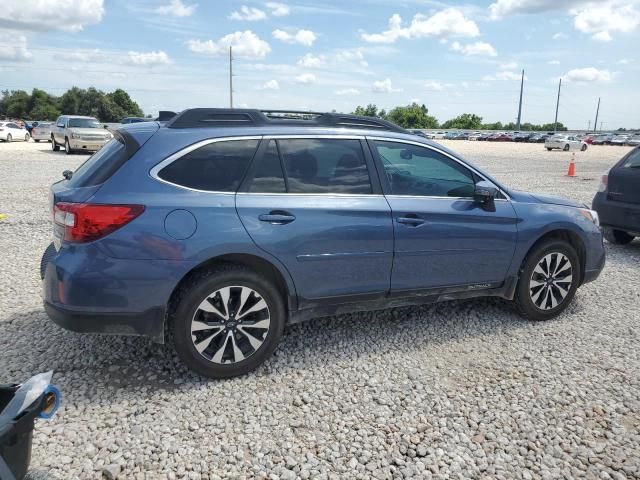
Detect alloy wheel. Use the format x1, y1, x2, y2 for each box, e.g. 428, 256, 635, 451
529, 252, 573, 310
190, 285, 271, 364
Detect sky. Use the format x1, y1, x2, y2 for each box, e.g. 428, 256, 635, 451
0, 0, 638, 129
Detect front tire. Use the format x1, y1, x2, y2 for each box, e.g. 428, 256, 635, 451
581, 144, 587, 152
563, 144, 570, 151
24, 133, 30, 142
51, 137, 60, 151
546, 147, 552, 151
602, 227, 635, 245
171, 264, 285, 378
64, 138, 73, 155
6, 134, 11, 142
34, 139, 40, 143
515, 240, 580, 321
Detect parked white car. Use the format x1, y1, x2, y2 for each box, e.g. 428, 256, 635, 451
30, 122, 53, 142
545, 134, 587, 152
431, 131, 447, 139
0, 122, 30, 142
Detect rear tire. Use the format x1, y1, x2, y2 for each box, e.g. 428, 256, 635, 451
51, 137, 60, 151
34, 139, 40, 143
24, 133, 30, 142
563, 144, 570, 151
515, 239, 580, 321
546, 147, 552, 151
581, 144, 587, 152
602, 227, 635, 245
171, 264, 285, 378
6, 134, 11, 142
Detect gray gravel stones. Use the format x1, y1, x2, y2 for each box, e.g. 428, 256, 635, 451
1, 141, 639, 479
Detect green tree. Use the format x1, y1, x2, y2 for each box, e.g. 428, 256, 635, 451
108, 89, 143, 118
1, 90, 30, 118
385, 103, 438, 129
441, 113, 482, 130
352, 104, 383, 118
540, 122, 567, 131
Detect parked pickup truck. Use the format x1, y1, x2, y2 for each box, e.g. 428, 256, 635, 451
51, 115, 112, 154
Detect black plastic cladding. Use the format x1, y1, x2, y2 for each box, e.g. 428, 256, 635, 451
165, 108, 408, 133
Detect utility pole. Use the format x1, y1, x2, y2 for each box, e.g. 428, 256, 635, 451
516, 69, 524, 131
588, 120, 591, 132
229, 46, 233, 109
553, 78, 562, 133
593, 97, 600, 134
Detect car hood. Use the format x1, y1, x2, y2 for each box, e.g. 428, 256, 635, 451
68, 128, 110, 136
510, 190, 583, 208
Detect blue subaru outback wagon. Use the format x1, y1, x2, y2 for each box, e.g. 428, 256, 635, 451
41, 109, 605, 378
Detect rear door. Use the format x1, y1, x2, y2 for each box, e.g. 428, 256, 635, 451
608, 148, 640, 204
236, 136, 394, 305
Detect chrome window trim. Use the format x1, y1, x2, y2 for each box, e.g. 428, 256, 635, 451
366, 136, 511, 201
236, 192, 385, 198
149, 136, 262, 194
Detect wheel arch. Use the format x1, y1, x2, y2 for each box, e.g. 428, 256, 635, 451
520, 228, 586, 285
164, 252, 297, 341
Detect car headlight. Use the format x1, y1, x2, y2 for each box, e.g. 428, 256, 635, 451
579, 208, 600, 227
71, 132, 80, 139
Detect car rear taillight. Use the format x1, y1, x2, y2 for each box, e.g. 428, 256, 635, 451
597, 173, 608, 192
53, 202, 144, 243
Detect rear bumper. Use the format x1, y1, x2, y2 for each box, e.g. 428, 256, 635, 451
44, 301, 165, 341
592, 192, 640, 234
40, 242, 188, 343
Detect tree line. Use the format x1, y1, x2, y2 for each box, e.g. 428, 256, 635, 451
0, 87, 146, 123
353, 103, 568, 131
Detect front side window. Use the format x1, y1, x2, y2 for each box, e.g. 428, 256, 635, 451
158, 139, 259, 192
372, 140, 476, 197
623, 149, 640, 168
278, 139, 372, 194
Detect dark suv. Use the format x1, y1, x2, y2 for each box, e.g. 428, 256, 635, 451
41, 109, 605, 378
592, 147, 640, 244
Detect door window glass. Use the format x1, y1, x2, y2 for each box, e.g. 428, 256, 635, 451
372, 140, 476, 197
623, 149, 640, 168
248, 140, 286, 193
278, 139, 372, 194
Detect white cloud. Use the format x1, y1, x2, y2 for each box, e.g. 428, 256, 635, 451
361, 8, 479, 44
266, 2, 290, 16
55, 48, 104, 62
484, 70, 527, 81
372, 78, 402, 93
451, 41, 497, 56
552, 32, 568, 39
229, 5, 267, 21
0, 0, 104, 32
500, 61, 518, 69
334, 49, 368, 67
272, 29, 317, 46
618, 58, 632, 64
424, 80, 446, 91
564, 67, 613, 83
573, 4, 640, 41
156, 0, 197, 17
297, 53, 324, 68
336, 88, 360, 95
187, 31, 271, 59
548, 59, 561, 65
125, 50, 171, 66
0, 34, 32, 61
295, 73, 316, 83
489, 0, 582, 19
262, 79, 280, 90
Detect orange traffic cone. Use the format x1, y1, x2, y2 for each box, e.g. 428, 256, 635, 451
566, 152, 576, 177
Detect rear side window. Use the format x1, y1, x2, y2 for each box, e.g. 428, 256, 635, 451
67, 137, 130, 188
158, 139, 259, 192
623, 149, 640, 168
278, 139, 372, 194
248, 140, 286, 193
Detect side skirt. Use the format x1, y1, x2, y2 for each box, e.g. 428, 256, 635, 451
289, 276, 518, 324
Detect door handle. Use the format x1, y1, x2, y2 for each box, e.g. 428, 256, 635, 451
397, 215, 425, 227
259, 211, 296, 224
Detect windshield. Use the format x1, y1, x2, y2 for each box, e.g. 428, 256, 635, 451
68, 118, 100, 128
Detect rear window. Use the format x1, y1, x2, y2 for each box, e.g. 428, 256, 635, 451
67, 137, 131, 188
157, 139, 259, 192
623, 149, 640, 168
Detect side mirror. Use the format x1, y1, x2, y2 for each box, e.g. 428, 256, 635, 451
57, 123, 64, 128
474, 181, 498, 206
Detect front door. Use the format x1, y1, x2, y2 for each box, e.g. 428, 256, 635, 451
236, 137, 394, 305
368, 138, 518, 293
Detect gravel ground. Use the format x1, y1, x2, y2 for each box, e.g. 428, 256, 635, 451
1, 140, 638, 480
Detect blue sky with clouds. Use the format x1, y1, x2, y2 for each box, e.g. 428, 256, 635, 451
1, 0, 638, 128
